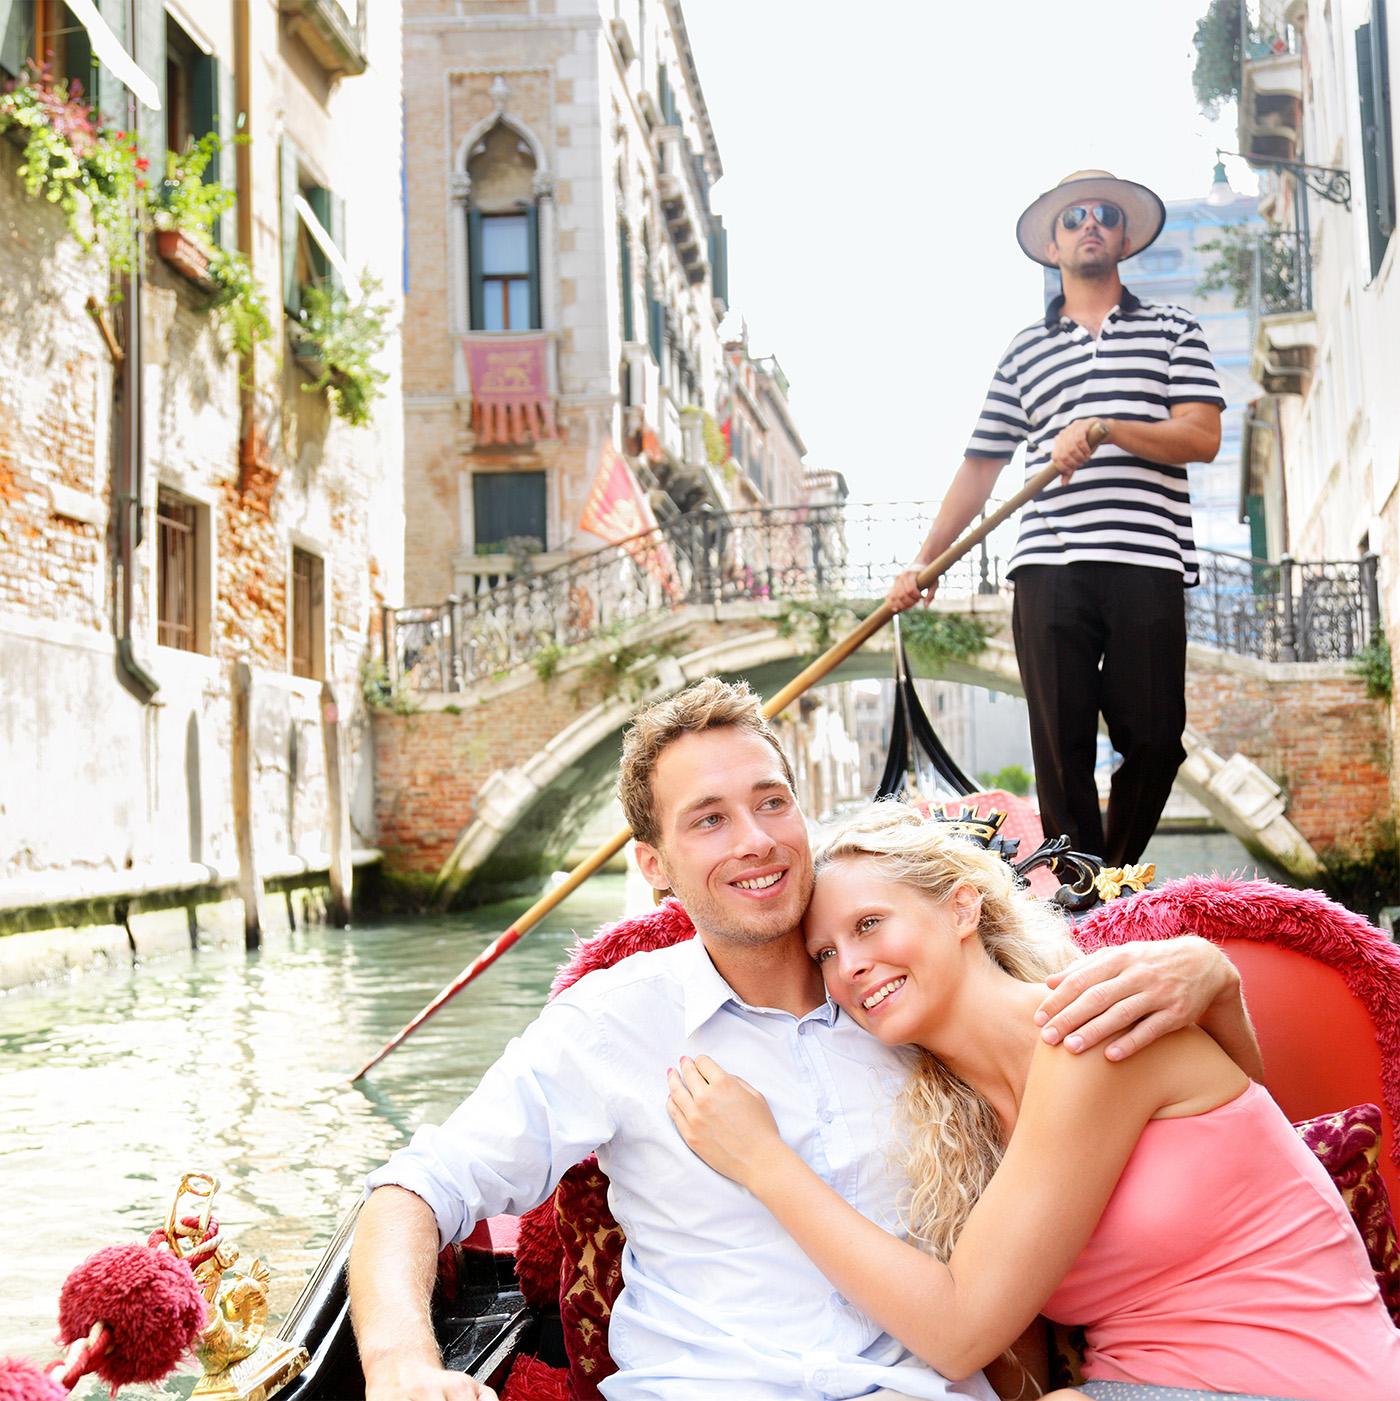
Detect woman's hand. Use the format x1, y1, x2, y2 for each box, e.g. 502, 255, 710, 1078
666, 1055, 789, 1191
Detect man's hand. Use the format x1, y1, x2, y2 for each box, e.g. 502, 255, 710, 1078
364, 1358, 497, 1401
1049, 418, 1107, 482
1034, 935, 1248, 1063
886, 566, 936, 614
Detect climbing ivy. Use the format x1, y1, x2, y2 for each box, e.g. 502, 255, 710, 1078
1350, 632, 1393, 704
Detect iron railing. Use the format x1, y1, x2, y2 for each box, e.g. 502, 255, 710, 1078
1187, 548, 1380, 662
381, 503, 1380, 692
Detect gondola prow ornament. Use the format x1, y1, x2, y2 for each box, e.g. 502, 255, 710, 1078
0, 1173, 306, 1401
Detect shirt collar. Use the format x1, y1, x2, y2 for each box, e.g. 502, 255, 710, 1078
1043, 285, 1141, 329
679, 932, 839, 1035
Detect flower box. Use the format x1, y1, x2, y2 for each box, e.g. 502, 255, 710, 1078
155, 228, 215, 291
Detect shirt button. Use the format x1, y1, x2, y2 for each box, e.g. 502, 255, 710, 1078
830, 1289, 848, 1308
820, 1107, 834, 1123
811, 1370, 828, 1389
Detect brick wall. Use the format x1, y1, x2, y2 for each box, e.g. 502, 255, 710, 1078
1187, 660, 1390, 852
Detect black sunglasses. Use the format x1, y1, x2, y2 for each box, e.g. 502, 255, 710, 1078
1059, 203, 1123, 232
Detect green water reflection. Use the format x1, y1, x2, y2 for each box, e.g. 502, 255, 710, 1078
0, 874, 634, 1391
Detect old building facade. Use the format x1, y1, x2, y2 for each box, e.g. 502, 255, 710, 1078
0, 0, 403, 929
401, 0, 824, 608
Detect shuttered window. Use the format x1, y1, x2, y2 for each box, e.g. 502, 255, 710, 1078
290, 548, 326, 680
281, 136, 345, 315
619, 222, 635, 342
473, 472, 546, 552
1357, 7, 1396, 279
157, 490, 201, 652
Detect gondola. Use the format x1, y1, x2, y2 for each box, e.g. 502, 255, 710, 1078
258, 638, 1400, 1400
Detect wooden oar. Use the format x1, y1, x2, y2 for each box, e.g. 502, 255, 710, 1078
351, 456, 1075, 1080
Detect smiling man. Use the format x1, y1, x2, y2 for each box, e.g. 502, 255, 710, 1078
887, 170, 1225, 871
349, 679, 1259, 1401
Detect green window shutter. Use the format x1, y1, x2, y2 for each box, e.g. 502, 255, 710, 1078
135, 0, 166, 160
94, 1, 128, 123
281, 135, 301, 315
1372, 1, 1395, 240
467, 205, 484, 330
708, 218, 728, 309
1358, 25, 1388, 277
0, 1, 32, 81
527, 202, 541, 329
192, 51, 218, 169
329, 190, 347, 294
619, 223, 634, 342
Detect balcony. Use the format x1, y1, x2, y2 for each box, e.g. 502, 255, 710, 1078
1238, 14, 1302, 165
1248, 228, 1316, 395
279, 0, 367, 78
656, 127, 710, 286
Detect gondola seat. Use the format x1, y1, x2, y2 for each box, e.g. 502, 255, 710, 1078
502, 876, 1400, 1397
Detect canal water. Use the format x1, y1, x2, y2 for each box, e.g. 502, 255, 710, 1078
0, 832, 1287, 1393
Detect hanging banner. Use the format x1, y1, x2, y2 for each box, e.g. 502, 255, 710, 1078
463, 334, 558, 446
578, 441, 679, 596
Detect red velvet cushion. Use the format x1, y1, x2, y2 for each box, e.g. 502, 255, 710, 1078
1293, 1102, 1400, 1326
554, 1156, 625, 1400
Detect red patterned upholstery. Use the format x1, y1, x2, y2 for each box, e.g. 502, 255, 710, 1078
1293, 1103, 1400, 1326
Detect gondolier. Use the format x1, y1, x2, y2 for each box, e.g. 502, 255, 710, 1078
887, 169, 1225, 867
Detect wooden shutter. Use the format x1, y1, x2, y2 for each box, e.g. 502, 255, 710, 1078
526, 202, 541, 329
191, 51, 222, 242
0, 1, 31, 80
619, 223, 634, 341
467, 205, 484, 330
1371, 1, 1395, 240
135, 0, 166, 160
1358, 25, 1388, 278
281, 134, 301, 313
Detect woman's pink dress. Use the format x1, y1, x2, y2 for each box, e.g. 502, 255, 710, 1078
1041, 1082, 1400, 1398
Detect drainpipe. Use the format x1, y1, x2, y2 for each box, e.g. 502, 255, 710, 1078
114, 0, 159, 703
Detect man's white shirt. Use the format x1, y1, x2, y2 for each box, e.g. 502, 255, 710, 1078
367, 934, 996, 1401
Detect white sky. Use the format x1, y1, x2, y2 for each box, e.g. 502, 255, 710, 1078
683, 1, 1256, 507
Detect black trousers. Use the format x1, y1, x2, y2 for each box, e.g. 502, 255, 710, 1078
1010, 563, 1187, 867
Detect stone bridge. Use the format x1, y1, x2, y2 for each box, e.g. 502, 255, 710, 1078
372, 592, 1389, 905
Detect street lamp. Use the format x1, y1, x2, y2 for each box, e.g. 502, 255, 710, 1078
1215, 147, 1352, 208
1207, 159, 1238, 208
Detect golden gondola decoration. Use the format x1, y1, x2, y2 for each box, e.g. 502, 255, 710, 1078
162, 1172, 309, 1401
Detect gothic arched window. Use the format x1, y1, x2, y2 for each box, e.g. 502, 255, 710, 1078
466, 122, 541, 332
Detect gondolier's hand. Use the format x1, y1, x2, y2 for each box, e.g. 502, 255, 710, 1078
887, 565, 937, 613
364, 1358, 497, 1400
667, 1055, 792, 1190
1033, 935, 1245, 1063
1050, 417, 1109, 482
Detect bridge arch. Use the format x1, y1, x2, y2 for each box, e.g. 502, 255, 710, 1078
429, 605, 1320, 907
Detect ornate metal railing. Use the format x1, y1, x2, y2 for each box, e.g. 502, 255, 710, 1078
381, 503, 1380, 692
1187, 548, 1380, 663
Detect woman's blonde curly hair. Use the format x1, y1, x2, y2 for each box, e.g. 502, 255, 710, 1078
812, 801, 1079, 1261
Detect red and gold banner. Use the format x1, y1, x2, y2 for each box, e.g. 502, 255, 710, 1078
463, 334, 558, 445
578, 441, 679, 596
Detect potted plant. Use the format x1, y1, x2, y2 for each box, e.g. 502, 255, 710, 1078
151, 132, 233, 289
292, 273, 392, 427
0, 62, 146, 276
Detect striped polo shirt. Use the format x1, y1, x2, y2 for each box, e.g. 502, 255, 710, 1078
967, 288, 1224, 585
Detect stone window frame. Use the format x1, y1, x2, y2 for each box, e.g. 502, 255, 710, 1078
152, 476, 217, 658
448, 88, 556, 395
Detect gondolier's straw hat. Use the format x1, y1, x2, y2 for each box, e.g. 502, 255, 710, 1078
1016, 169, 1166, 268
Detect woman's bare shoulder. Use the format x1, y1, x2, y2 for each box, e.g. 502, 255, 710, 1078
1025, 1025, 1244, 1121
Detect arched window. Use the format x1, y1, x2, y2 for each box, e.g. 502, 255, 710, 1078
466, 122, 541, 331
